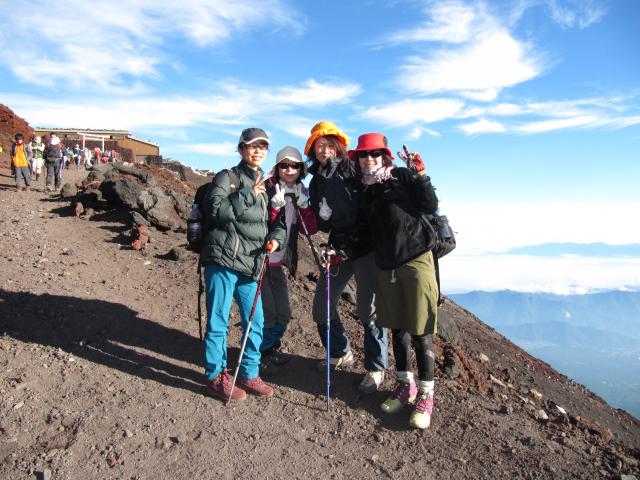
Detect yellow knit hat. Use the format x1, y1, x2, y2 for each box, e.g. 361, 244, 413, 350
304, 121, 349, 155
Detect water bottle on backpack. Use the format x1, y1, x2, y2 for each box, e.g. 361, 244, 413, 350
187, 202, 203, 251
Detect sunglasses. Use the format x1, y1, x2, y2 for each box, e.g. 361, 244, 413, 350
278, 162, 302, 170
244, 143, 268, 151
356, 150, 384, 159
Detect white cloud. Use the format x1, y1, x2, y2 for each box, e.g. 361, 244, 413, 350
361, 98, 465, 127
387, 1, 476, 44
441, 200, 640, 255
408, 126, 441, 140
2, 78, 360, 130
543, 0, 606, 29
399, 30, 543, 99
513, 115, 600, 133
459, 118, 505, 134
442, 254, 640, 294
0, 0, 304, 91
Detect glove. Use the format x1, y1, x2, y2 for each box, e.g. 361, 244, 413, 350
398, 144, 426, 174
319, 197, 332, 221
270, 183, 286, 209
295, 183, 309, 208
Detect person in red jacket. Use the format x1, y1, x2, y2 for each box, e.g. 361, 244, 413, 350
260, 146, 317, 374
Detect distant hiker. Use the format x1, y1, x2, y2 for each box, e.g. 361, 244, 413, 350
93, 147, 101, 165
10, 133, 32, 191
259, 146, 317, 375
44, 133, 63, 192
83, 147, 92, 167
200, 127, 286, 402
73, 144, 82, 167
352, 133, 439, 429
30, 136, 45, 181
306, 121, 388, 394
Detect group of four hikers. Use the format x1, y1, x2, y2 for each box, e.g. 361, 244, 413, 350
199, 121, 440, 430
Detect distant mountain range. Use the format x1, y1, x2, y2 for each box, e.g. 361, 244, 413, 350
449, 289, 640, 419
500, 242, 640, 257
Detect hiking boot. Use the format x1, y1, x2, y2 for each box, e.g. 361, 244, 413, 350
381, 381, 418, 414
259, 357, 279, 377
205, 369, 246, 402
410, 390, 434, 429
316, 350, 354, 372
359, 370, 385, 394
268, 350, 290, 366
237, 376, 274, 397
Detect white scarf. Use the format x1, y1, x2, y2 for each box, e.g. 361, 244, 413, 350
362, 165, 394, 185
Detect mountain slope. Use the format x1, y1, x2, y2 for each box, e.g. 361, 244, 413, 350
1, 166, 639, 479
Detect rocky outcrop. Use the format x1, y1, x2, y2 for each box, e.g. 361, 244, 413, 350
71, 163, 193, 232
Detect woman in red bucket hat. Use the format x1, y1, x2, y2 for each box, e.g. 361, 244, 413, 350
350, 132, 439, 429
305, 121, 388, 394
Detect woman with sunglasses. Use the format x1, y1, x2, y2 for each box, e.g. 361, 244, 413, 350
305, 121, 388, 394
259, 146, 317, 374
350, 133, 439, 429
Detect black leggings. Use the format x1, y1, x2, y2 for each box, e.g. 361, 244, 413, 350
391, 329, 435, 382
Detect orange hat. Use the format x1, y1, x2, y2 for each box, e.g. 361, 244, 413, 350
304, 121, 349, 155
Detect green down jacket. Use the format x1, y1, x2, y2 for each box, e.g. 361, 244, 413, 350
200, 160, 286, 280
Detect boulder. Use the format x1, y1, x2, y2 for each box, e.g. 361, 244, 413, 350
60, 183, 77, 199
100, 178, 143, 209
137, 187, 186, 231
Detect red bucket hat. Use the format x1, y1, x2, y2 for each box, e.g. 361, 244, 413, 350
347, 133, 394, 161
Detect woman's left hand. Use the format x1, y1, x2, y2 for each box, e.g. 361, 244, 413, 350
397, 144, 426, 175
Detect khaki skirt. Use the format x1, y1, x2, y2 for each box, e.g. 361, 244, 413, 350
375, 250, 438, 335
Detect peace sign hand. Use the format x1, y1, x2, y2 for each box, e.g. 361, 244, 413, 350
397, 144, 426, 175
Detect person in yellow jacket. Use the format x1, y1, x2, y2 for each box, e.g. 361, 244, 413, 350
10, 133, 32, 191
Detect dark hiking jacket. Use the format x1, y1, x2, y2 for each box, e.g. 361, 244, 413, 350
308, 158, 371, 261
361, 167, 438, 270
200, 160, 286, 280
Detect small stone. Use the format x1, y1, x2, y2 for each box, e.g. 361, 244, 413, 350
535, 409, 548, 421
500, 404, 513, 415
373, 432, 384, 443
36, 469, 52, 480
530, 388, 543, 400
490, 375, 506, 388
123, 430, 133, 438
479, 353, 490, 363
445, 363, 460, 379
371, 454, 379, 463
522, 436, 535, 447
13, 402, 24, 410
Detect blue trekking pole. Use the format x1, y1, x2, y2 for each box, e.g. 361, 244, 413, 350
323, 247, 333, 411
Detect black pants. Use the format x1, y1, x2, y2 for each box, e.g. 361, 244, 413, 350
391, 329, 435, 382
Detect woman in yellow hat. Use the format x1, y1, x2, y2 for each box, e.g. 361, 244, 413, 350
305, 121, 388, 394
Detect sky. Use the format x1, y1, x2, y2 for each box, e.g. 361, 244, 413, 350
1, 0, 639, 292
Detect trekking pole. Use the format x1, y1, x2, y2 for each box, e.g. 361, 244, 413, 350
196, 260, 204, 341
227, 242, 272, 405
295, 205, 323, 271
323, 246, 333, 411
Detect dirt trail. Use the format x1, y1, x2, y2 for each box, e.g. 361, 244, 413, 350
1, 165, 638, 480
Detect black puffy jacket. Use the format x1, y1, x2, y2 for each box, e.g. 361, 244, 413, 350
361, 167, 438, 270
308, 158, 371, 260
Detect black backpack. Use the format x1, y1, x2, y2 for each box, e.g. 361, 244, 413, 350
422, 212, 456, 305
193, 168, 240, 341
187, 168, 239, 252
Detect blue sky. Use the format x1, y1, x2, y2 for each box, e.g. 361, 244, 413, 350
1, 0, 639, 291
